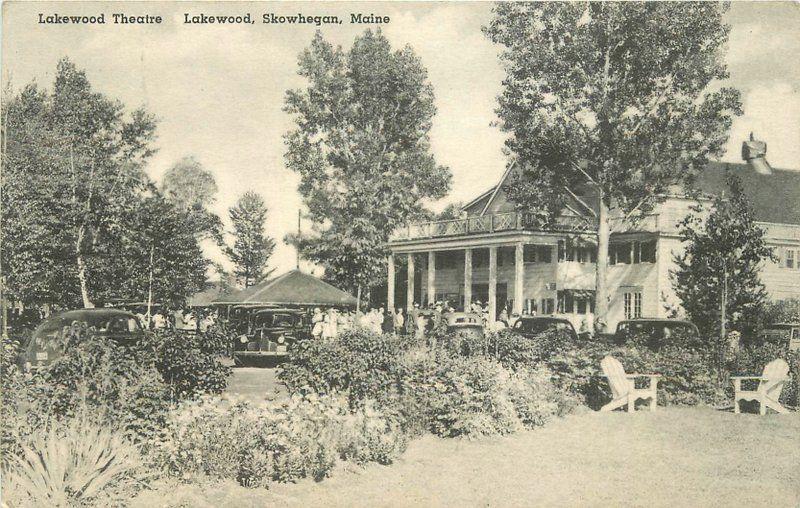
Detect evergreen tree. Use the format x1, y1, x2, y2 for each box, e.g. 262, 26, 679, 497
671, 173, 774, 351
225, 192, 275, 287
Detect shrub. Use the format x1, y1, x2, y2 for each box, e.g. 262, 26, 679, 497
606, 346, 726, 407
336, 398, 409, 465
156, 393, 408, 488
1, 416, 148, 507
395, 348, 569, 438
34, 337, 172, 444
280, 328, 407, 405
528, 341, 726, 409
143, 326, 232, 401
728, 343, 799, 407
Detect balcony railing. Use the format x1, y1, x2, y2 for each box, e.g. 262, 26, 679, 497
391, 212, 595, 241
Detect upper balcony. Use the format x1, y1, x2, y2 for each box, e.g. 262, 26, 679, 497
389, 211, 667, 243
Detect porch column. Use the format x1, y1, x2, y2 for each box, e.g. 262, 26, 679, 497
387, 253, 395, 312
463, 248, 472, 311
406, 253, 415, 310
427, 251, 436, 306
488, 246, 497, 324
514, 243, 524, 314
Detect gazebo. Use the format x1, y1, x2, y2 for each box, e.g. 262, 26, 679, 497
212, 269, 358, 308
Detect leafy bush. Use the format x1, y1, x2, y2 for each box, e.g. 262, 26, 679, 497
1, 416, 148, 507
508, 339, 726, 409
280, 329, 572, 439
143, 326, 232, 401
605, 346, 726, 407
394, 348, 569, 438
156, 393, 407, 488
33, 337, 172, 444
280, 328, 408, 405
728, 343, 800, 407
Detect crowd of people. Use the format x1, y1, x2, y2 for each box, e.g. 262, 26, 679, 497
134, 308, 219, 333
305, 299, 530, 341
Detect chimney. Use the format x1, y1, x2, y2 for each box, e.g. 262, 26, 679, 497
741, 132, 773, 175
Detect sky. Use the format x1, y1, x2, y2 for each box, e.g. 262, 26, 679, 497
3, 1, 799, 275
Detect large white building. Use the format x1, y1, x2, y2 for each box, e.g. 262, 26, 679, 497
386, 139, 800, 330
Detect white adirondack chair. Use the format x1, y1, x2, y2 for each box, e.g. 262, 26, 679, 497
731, 358, 791, 415
600, 355, 661, 412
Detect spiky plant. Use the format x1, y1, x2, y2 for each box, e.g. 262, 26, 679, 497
1, 417, 145, 507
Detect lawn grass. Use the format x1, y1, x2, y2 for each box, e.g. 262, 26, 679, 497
133, 406, 799, 507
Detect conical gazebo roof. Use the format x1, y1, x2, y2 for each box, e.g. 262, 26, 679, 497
211, 269, 357, 307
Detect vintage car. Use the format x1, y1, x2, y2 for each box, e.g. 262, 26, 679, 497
19, 308, 145, 371
510, 316, 581, 342
233, 308, 310, 364
613, 318, 700, 350
443, 312, 484, 340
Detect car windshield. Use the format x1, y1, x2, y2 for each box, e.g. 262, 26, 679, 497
255, 313, 296, 327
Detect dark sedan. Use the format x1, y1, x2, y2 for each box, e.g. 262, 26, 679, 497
20, 308, 145, 371
511, 316, 582, 342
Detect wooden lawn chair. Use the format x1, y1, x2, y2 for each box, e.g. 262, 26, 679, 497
731, 358, 791, 415
600, 355, 660, 413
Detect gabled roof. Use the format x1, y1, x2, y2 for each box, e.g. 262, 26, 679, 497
212, 269, 358, 307
459, 159, 800, 226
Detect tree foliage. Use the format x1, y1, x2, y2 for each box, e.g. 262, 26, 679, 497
671, 173, 773, 341
283, 30, 451, 293
484, 2, 743, 323
160, 156, 223, 242
225, 192, 275, 287
1, 58, 208, 307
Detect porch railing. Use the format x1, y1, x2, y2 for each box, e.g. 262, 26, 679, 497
391, 212, 596, 241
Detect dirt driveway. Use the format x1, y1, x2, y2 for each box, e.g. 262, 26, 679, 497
226, 366, 288, 403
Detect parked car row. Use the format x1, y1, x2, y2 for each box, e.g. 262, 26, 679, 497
19, 303, 794, 373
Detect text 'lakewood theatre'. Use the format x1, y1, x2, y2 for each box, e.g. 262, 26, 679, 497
386, 138, 800, 331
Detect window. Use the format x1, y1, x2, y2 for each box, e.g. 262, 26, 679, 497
558, 241, 593, 263
523, 245, 536, 263
623, 291, 643, 320
540, 298, 555, 315
640, 240, 656, 263
524, 245, 553, 263
557, 291, 574, 313
610, 240, 655, 265
537, 245, 552, 263
787, 249, 796, 269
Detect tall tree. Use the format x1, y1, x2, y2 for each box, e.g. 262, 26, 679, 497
225, 192, 275, 287
671, 173, 773, 353
2, 59, 210, 309
161, 156, 218, 210
119, 193, 210, 309
484, 3, 742, 330
283, 30, 451, 295
2, 59, 157, 307
160, 156, 222, 242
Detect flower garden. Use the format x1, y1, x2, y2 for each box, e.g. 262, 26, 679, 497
1, 323, 798, 507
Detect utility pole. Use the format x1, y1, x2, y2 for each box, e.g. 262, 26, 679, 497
296, 209, 301, 270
